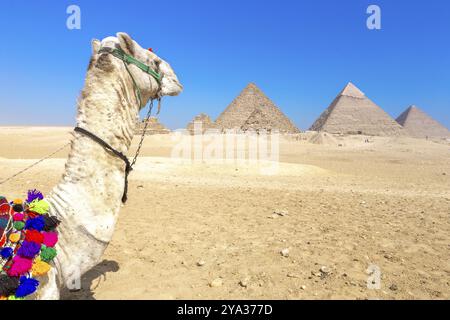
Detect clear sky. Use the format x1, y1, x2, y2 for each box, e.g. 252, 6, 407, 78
0, 0, 449, 130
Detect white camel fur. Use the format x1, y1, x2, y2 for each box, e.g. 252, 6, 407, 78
36, 32, 182, 299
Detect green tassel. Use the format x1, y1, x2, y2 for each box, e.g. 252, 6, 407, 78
8, 295, 24, 300
40, 245, 57, 262
13, 221, 25, 231
28, 199, 50, 214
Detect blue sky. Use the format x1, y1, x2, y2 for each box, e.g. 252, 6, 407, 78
0, 0, 449, 130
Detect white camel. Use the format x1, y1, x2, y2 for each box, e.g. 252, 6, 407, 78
35, 32, 182, 299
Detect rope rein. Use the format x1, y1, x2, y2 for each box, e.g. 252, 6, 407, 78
0, 143, 70, 186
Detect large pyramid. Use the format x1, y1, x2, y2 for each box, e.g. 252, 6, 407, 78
396, 105, 450, 138
310, 82, 403, 136
215, 83, 300, 133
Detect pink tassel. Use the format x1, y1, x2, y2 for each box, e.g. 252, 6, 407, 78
13, 213, 24, 221
43, 232, 58, 247
7, 256, 33, 276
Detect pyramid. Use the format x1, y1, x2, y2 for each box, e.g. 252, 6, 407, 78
310, 82, 403, 136
215, 83, 300, 134
136, 116, 170, 135
186, 113, 219, 134
396, 105, 450, 139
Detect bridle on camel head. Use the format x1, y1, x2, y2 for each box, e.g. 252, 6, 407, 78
74, 46, 163, 204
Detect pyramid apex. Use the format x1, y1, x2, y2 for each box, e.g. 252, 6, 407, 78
244, 82, 260, 90
339, 82, 365, 98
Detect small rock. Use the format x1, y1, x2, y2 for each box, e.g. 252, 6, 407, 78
300, 285, 306, 290
239, 278, 250, 287
137, 185, 144, 189
280, 248, 290, 257
210, 278, 223, 287
274, 210, 288, 217
320, 266, 331, 274
389, 284, 398, 291
197, 260, 205, 267
287, 273, 299, 278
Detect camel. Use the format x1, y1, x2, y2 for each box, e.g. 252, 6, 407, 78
34, 32, 182, 299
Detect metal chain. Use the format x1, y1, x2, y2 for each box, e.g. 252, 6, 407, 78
130, 98, 159, 168
0, 142, 70, 186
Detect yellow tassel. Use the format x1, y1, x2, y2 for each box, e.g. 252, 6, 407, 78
28, 199, 50, 214
0, 296, 7, 300
13, 199, 23, 205
31, 257, 51, 276
9, 233, 20, 243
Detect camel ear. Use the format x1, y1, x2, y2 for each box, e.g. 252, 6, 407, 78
117, 32, 135, 56
91, 39, 101, 54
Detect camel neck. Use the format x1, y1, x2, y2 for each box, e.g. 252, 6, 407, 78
47, 63, 142, 284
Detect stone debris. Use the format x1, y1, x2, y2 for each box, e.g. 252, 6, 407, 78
210, 278, 223, 287
274, 210, 288, 217
280, 248, 290, 257
197, 260, 205, 267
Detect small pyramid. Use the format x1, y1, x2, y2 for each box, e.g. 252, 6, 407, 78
215, 83, 300, 133
396, 105, 450, 138
186, 113, 219, 134
310, 82, 403, 136
136, 117, 170, 135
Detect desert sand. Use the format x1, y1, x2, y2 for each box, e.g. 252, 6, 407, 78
0, 126, 449, 300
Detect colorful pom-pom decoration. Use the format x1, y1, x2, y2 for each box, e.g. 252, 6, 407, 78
13, 213, 24, 221
0, 190, 59, 300
9, 233, 20, 243
0, 247, 13, 259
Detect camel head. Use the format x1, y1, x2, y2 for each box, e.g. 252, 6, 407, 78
91, 32, 183, 108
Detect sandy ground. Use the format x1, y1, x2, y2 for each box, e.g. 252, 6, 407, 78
0, 126, 449, 300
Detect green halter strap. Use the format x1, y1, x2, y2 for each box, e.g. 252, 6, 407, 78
98, 46, 162, 108
99, 47, 162, 83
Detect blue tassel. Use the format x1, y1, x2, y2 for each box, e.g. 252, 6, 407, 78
17, 241, 41, 259
15, 276, 39, 298
0, 247, 13, 259
24, 216, 45, 231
